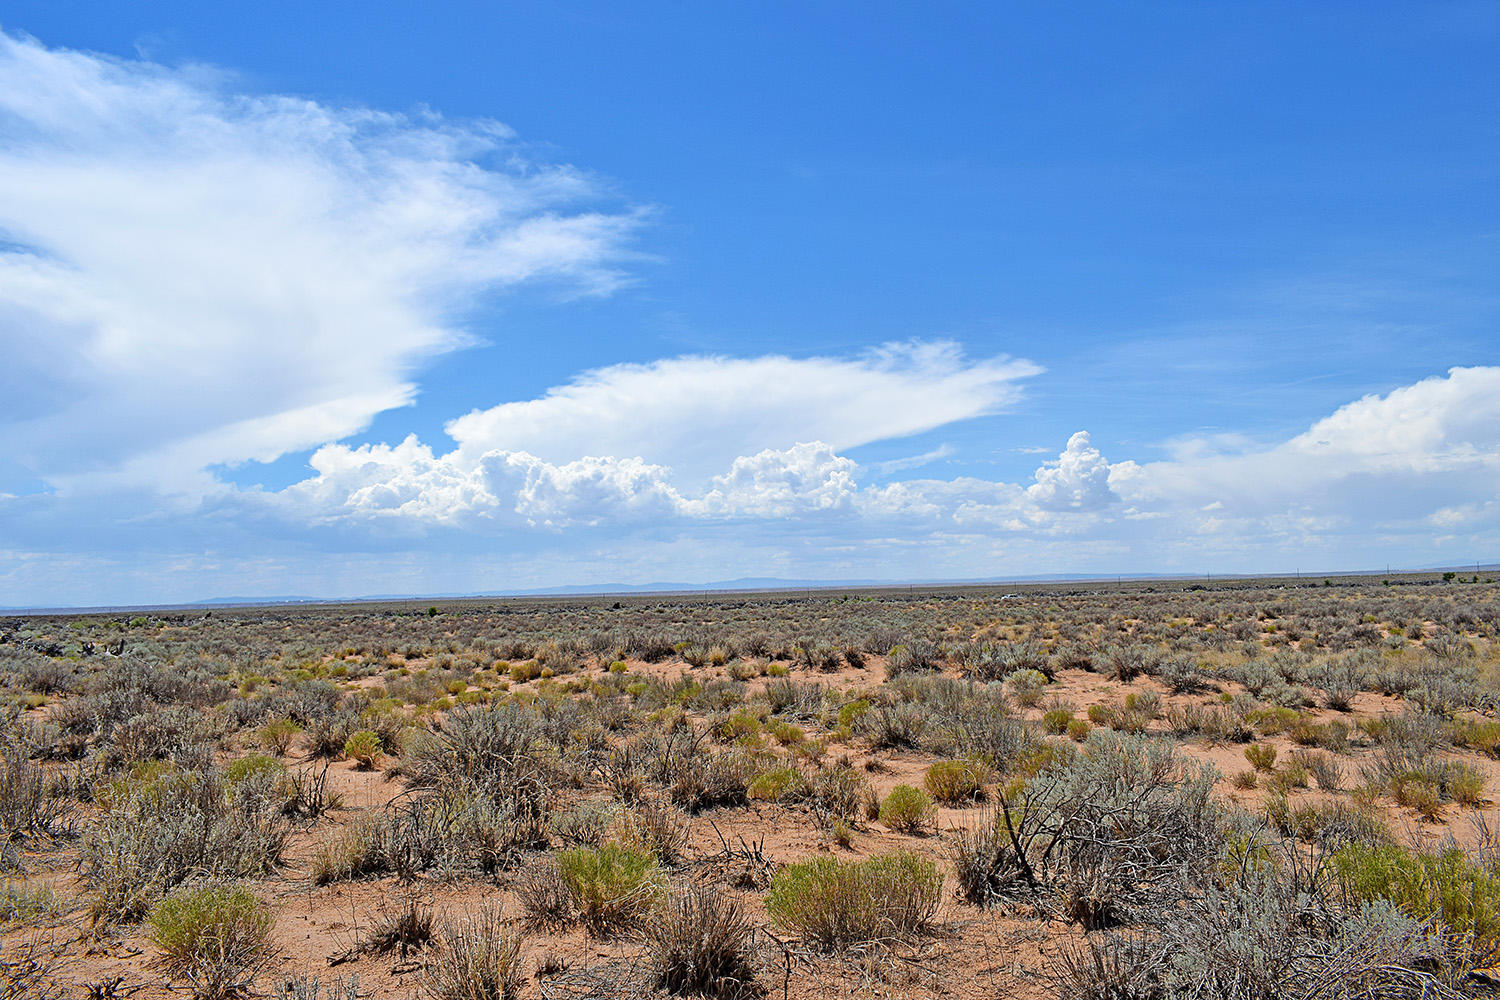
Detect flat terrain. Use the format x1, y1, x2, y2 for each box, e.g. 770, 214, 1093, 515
2, 573, 1499, 999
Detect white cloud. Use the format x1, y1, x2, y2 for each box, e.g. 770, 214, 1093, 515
276, 340, 1041, 525
269, 365, 1500, 566
693, 442, 859, 518
0, 32, 639, 495
442, 341, 1041, 484
1115, 366, 1500, 514
1026, 431, 1117, 512
873, 443, 956, 475
486, 452, 683, 528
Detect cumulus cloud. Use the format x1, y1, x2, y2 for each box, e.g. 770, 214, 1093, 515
268, 364, 1500, 564
442, 341, 1041, 484
0, 32, 639, 494
1114, 366, 1500, 514
1026, 431, 1117, 512
277, 339, 1042, 525
693, 442, 859, 518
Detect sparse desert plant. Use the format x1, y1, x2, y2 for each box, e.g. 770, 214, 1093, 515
1244, 743, 1278, 772
146, 884, 275, 1000
765, 851, 941, 949
879, 784, 934, 834
1334, 842, 1500, 971
1005, 668, 1050, 707
82, 765, 288, 924
747, 766, 807, 804
555, 844, 665, 934
309, 815, 384, 885
515, 859, 573, 928
422, 905, 524, 1000
257, 717, 302, 755
0, 752, 65, 845
642, 883, 757, 998
362, 900, 435, 958
0, 880, 64, 929
342, 730, 382, 769
613, 796, 690, 866
923, 759, 989, 804
272, 973, 360, 1000
1042, 708, 1074, 735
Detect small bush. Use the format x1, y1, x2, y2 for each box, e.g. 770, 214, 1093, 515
0, 880, 64, 928
1006, 668, 1050, 707
924, 759, 989, 804
555, 844, 664, 934
1335, 842, 1500, 970
422, 905, 524, 1000
257, 718, 302, 755
747, 766, 807, 804
516, 859, 572, 928
363, 901, 435, 958
613, 797, 690, 866
879, 785, 934, 834
1244, 743, 1277, 772
342, 731, 382, 769
147, 885, 275, 1000
1041, 708, 1074, 735
643, 883, 757, 998
765, 852, 941, 949
309, 816, 383, 885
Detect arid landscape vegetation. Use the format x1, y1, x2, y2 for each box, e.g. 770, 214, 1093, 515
2, 574, 1499, 998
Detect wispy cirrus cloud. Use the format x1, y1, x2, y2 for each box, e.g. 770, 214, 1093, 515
0, 32, 641, 496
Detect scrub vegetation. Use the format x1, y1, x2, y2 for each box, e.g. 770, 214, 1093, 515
2, 571, 1499, 998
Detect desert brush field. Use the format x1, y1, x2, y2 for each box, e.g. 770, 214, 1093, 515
3, 574, 1500, 999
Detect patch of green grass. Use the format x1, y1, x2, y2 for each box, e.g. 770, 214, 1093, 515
765, 852, 942, 949
555, 844, 664, 934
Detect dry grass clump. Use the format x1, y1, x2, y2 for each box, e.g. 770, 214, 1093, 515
0, 751, 66, 846
952, 732, 1218, 927
764, 851, 941, 949
1055, 851, 1450, 1000
82, 764, 288, 924
641, 883, 758, 998
421, 905, 525, 1000
363, 900, 436, 958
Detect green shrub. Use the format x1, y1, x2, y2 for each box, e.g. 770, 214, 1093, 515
765, 852, 941, 949
1005, 668, 1049, 707
342, 730, 383, 769
224, 753, 283, 786
147, 885, 275, 1000
1041, 708, 1074, 735
924, 759, 989, 804
747, 766, 807, 803
555, 844, 664, 934
257, 718, 302, 755
1244, 743, 1277, 772
1334, 843, 1500, 970
879, 785, 934, 834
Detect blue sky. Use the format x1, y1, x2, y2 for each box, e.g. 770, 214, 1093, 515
1, 2, 1498, 606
